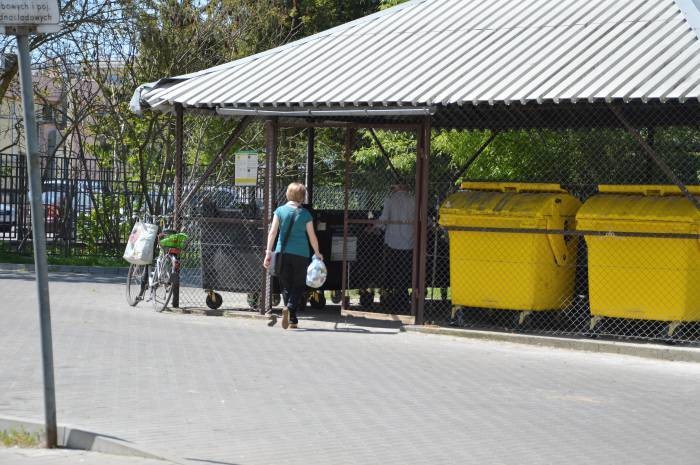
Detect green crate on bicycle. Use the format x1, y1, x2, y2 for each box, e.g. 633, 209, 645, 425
159, 232, 188, 249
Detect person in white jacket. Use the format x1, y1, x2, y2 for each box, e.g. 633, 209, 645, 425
373, 183, 414, 313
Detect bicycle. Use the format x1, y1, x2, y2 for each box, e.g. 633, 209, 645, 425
125, 213, 188, 312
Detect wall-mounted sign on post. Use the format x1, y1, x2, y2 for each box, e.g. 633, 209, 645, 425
1, 0, 60, 449
0, 0, 61, 34
235, 150, 259, 186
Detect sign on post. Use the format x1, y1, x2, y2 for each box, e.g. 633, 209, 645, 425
0, 0, 60, 33
235, 150, 259, 186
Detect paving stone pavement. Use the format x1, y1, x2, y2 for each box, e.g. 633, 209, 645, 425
1, 270, 700, 465
0, 447, 174, 465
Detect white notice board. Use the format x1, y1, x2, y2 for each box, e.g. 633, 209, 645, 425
0, 0, 60, 33
234, 150, 259, 186
331, 235, 357, 262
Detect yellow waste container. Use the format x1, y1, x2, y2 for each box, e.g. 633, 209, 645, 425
576, 185, 700, 323
439, 182, 581, 313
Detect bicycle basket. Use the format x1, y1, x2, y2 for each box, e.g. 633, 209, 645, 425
159, 232, 188, 249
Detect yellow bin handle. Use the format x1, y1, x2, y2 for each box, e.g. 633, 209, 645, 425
546, 199, 570, 267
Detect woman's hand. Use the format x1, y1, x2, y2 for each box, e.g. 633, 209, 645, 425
314, 252, 324, 261
263, 251, 272, 269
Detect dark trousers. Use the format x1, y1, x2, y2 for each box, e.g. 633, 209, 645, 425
383, 246, 413, 314
279, 253, 309, 324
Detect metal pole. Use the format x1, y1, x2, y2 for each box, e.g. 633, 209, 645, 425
261, 118, 278, 314
172, 103, 183, 308
305, 127, 315, 205
341, 129, 354, 310
411, 129, 421, 318
369, 128, 403, 184
177, 116, 252, 216
450, 130, 499, 185
173, 104, 184, 228
646, 127, 655, 184
608, 104, 699, 210
16, 33, 58, 449
414, 118, 430, 325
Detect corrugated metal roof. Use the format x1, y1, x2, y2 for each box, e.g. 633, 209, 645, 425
140, 0, 700, 113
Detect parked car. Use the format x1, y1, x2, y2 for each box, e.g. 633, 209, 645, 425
25, 191, 65, 235
42, 179, 104, 214
191, 186, 262, 216
0, 203, 15, 233
75, 180, 104, 213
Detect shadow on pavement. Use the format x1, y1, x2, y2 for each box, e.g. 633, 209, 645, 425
277, 306, 405, 334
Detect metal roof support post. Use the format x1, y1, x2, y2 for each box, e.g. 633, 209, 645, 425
411, 131, 421, 319
261, 118, 278, 314
174, 103, 184, 228
608, 104, 699, 210
305, 127, 315, 206
341, 128, 355, 311
177, 116, 252, 216
172, 103, 184, 308
413, 117, 431, 325
645, 127, 655, 184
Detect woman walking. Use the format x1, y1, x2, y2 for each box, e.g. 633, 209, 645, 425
263, 182, 323, 329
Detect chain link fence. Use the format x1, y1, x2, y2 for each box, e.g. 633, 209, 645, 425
170, 103, 699, 347
5, 102, 696, 347
422, 102, 699, 345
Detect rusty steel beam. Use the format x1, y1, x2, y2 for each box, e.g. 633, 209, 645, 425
608, 105, 699, 210
412, 118, 431, 325
279, 121, 423, 130
369, 128, 403, 184
173, 103, 184, 228
306, 127, 315, 205
177, 116, 252, 216
450, 130, 499, 185
341, 128, 355, 310
261, 118, 278, 314
172, 103, 184, 308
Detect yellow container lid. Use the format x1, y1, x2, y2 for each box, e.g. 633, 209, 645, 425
439, 183, 581, 226
460, 182, 568, 194
598, 184, 700, 196
577, 185, 700, 227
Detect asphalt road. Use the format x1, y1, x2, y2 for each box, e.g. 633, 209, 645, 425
1, 270, 700, 465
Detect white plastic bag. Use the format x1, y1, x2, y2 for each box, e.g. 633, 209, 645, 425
306, 256, 327, 289
123, 221, 159, 265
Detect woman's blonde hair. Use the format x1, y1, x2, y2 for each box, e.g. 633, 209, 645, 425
286, 182, 306, 203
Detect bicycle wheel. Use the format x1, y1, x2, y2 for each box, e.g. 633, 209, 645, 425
126, 264, 148, 307
152, 256, 174, 312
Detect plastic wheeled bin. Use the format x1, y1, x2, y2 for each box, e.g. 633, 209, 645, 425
439, 182, 581, 322
576, 185, 700, 329
200, 206, 279, 310
312, 209, 384, 308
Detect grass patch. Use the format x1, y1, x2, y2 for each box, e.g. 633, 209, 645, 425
45, 255, 125, 267
0, 243, 125, 267
0, 428, 42, 448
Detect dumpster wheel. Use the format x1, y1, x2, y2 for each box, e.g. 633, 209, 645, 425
271, 293, 281, 307
309, 291, 326, 309
247, 292, 259, 309
359, 289, 374, 308
206, 291, 223, 310
330, 290, 342, 304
